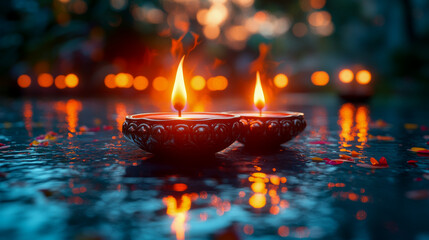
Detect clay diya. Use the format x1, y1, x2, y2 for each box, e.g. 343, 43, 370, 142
230, 72, 306, 149
122, 56, 241, 156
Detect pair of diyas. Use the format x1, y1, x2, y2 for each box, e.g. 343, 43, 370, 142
122, 57, 306, 157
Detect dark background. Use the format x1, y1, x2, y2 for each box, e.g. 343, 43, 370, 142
0, 0, 428, 97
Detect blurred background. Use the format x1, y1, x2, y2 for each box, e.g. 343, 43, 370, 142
1, 0, 428, 99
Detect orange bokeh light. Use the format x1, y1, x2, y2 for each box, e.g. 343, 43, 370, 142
104, 74, 116, 88
356, 70, 371, 85
249, 193, 266, 208
115, 73, 132, 88
273, 73, 288, 88
311, 71, 329, 86
308, 11, 331, 27
310, 0, 326, 9
339, 69, 354, 83
190, 75, 206, 91
203, 25, 220, 40
133, 76, 149, 90
207, 76, 228, 91
65, 73, 79, 88
38, 73, 54, 88
55, 75, 67, 89
17, 74, 31, 88
153, 76, 169, 91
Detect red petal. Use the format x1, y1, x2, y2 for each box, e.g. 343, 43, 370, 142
407, 160, 418, 164
379, 157, 388, 165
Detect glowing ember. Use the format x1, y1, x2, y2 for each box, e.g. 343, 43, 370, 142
254, 71, 265, 116
171, 56, 187, 117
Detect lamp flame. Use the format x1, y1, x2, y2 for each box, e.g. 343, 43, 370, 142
171, 56, 187, 117
253, 71, 265, 116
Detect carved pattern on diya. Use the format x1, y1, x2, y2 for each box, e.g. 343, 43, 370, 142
237, 113, 306, 148
122, 116, 241, 156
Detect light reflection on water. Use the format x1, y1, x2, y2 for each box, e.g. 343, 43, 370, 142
0, 96, 428, 239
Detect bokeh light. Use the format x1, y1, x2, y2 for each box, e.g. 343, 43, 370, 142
190, 76, 206, 91
311, 71, 329, 86
115, 73, 132, 88
65, 74, 79, 88
133, 76, 149, 91
17, 75, 31, 88
310, 0, 326, 9
356, 70, 371, 85
292, 22, 308, 37
55, 75, 67, 89
339, 69, 354, 83
104, 74, 116, 89
153, 76, 169, 91
207, 76, 228, 91
37, 73, 54, 88
273, 74, 288, 88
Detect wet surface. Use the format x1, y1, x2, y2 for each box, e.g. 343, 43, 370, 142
1, 94, 429, 240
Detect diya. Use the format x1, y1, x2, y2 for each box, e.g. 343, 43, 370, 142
122, 56, 241, 156
230, 72, 306, 149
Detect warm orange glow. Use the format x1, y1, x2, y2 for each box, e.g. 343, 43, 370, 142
356, 106, 369, 144
251, 182, 266, 193
55, 75, 67, 89
254, 72, 265, 114
18, 74, 31, 88
207, 76, 228, 91
249, 193, 266, 208
308, 11, 331, 27
163, 195, 191, 240
310, 0, 326, 9
153, 76, 169, 91
339, 69, 354, 83
65, 73, 79, 88
311, 71, 329, 86
171, 56, 187, 116
190, 75, 206, 91
356, 70, 371, 85
173, 183, 188, 192
278, 226, 290, 237
115, 73, 132, 88
339, 103, 355, 145
115, 103, 127, 132
38, 73, 54, 88
203, 25, 220, 40
104, 74, 116, 88
23, 101, 33, 137
133, 76, 149, 90
273, 73, 288, 88
66, 99, 82, 134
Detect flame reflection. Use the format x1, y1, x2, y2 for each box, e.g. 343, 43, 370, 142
338, 103, 370, 148
115, 103, 127, 132
23, 101, 33, 137
66, 99, 82, 135
163, 194, 192, 240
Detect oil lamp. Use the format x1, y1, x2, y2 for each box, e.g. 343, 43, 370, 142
231, 72, 306, 149
122, 56, 241, 156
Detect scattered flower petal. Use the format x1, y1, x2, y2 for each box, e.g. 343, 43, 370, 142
351, 151, 361, 157
0, 143, 10, 149
407, 160, 418, 164
417, 150, 429, 155
103, 125, 114, 131
357, 163, 389, 169
369, 135, 395, 141
379, 157, 387, 165
325, 159, 344, 165
410, 147, 427, 152
370, 157, 379, 166
311, 157, 323, 162
340, 154, 352, 160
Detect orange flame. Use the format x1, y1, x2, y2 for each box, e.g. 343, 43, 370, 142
171, 56, 187, 117
254, 71, 265, 116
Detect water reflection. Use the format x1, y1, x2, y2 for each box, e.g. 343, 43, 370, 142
23, 101, 33, 137
115, 103, 127, 133
338, 103, 369, 149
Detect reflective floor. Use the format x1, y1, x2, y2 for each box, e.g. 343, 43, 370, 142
0, 94, 429, 240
